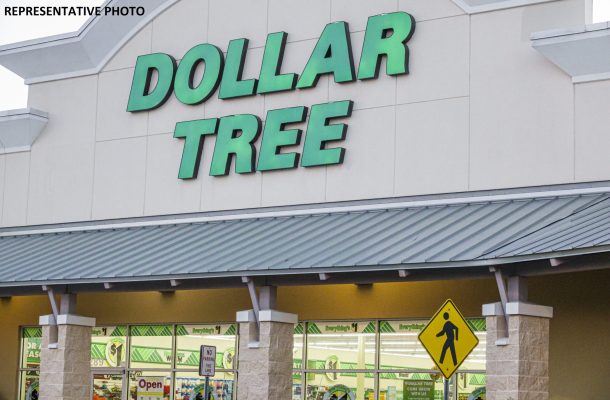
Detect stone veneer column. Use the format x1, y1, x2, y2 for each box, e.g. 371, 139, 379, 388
236, 309, 297, 400
39, 314, 96, 400
483, 302, 553, 400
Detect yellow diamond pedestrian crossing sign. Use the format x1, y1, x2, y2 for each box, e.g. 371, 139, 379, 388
418, 299, 479, 380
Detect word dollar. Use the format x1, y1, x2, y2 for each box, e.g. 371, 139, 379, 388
127, 12, 416, 179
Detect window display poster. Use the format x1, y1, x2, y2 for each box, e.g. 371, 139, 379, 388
403, 380, 435, 400
137, 377, 165, 400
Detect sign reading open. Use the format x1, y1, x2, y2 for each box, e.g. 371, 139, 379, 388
136, 377, 164, 400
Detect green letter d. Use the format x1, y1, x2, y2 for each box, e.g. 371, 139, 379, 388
127, 53, 177, 112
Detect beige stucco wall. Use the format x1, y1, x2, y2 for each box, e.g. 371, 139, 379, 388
1, 269, 608, 400
0, 0, 601, 227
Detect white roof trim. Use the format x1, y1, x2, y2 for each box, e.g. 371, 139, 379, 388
2, 185, 610, 237
0, 0, 179, 84
532, 23, 610, 83
0, 108, 48, 119
0, 0, 568, 83
0, 108, 49, 155
451, 0, 559, 14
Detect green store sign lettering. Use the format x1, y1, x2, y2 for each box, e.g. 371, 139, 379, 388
127, 12, 416, 179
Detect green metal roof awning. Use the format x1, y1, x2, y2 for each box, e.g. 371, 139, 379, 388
1, 191, 610, 295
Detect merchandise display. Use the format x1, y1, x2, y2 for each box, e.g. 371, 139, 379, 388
174, 376, 234, 400
93, 374, 123, 400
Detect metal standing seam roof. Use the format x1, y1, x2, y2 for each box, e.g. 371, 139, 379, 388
0, 192, 610, 287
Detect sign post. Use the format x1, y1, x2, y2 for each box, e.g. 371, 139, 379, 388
199, 345, 216, 400
418, 299, 480, 399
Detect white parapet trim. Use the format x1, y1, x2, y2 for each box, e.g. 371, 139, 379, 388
532, 22, 610, 83
0, 108, 48, 154
259, 310, 298, 324
236, 310, 255, 323
0, 0, 568, 83
452, 0, 559, 14
39, 313, 96, 327
0, 0, 179, 84
39, 314, 56, 326
506, 301, 554, 318
482, 301, 553, 318
236, 309, 298, 324
482, 302, 504, 317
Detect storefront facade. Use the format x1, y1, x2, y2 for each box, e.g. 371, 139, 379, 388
0, 0, 609, 399
3, 273, 608, 400
17, 319, 488, 400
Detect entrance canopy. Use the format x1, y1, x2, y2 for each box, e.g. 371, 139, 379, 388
1, 190, 610, 295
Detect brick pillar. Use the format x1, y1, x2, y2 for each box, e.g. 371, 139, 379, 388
39, 314, 96, 400
483, 302, 553, 400
236, 309, 297, 400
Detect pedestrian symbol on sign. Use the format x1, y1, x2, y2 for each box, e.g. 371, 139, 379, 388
436, 312, 458, 366
418, 299, 479, 380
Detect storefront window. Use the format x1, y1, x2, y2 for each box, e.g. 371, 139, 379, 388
20, 327, 41, 369
460, 319, 487, 372
305, 373, 375, 400
293, 372, 303, 400
379, 319, 486, 370
379, 320, 430, 371
19, 327, 41, 400
294, 323, 304, 370
19, 370, 40, 400
91, 326, 128, 368
88, 323, 238, 400
294, 319, 486, 400
93, 374, 123, 400
129, 325, 174, 368
19, 318, 482, 400
456, 372, 486, 400
174, 371, 235, 400
379, 374, 446, 400
128, 372, 172, 400
305, 321, 376, 370
175, 324, 236, 370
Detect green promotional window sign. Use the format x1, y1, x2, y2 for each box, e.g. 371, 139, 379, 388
127, 12, 416, 180
403, 380, 435, 400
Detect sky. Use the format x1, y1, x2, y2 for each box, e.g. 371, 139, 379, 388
0, 0, 609, 111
